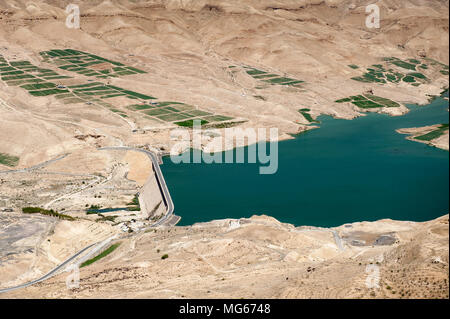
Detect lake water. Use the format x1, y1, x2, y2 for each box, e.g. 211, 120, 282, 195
162, 96, 449, 227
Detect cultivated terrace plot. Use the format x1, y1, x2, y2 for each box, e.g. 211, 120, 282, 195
298, 108, 318, 124
1, 52, 236, 128
335, 94, 401, 109
0, 152, 19, 167
414, 124, 449, 141
350, 57, 449, 86
127, 101, 235, 127
230, 65, 304, 88
39, 49, 147, 79
1, 54, 71, 95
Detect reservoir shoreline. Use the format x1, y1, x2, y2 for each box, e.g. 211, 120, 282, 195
161, 96, 449, 228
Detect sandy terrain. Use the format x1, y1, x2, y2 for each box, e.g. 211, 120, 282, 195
0, 0, 448, 299
0, 0, 448, 169
124, 150, 152, 186
2, 214, 448, 299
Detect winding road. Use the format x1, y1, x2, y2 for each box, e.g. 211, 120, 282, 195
0, 242, 97, 294
98, 146, 175, 227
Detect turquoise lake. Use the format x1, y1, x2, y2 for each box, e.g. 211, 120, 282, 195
162, 97, 449, 227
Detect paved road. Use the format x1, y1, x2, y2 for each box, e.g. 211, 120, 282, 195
0, 242, 97, 294
98, 146, 175, 227
0, 154, 68, 174
0, 146, 174, 294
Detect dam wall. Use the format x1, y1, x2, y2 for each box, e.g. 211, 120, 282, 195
138, 165, 167, 220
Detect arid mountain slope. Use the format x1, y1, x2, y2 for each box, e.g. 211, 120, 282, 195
0, 0, 448, 168
3, 214, 448, 299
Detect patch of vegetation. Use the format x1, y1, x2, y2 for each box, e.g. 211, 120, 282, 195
203, 120, 247, 129
402, 75, 416, 83
95, 215, 118, 223
348, 64, 359, 69
22, 207, 75, 221
203, 115, 234, 122
408, 72, 427, 80
126, 194, 140, 211
363, 94, 400, 107
40, 49, 146, 79
335, 94, 401, 109
80, 243, 121, 268
335, 98, 352, 103
390, 59, 417, 71
298, 109, 317, 123
0, 152, 19, 167
161, 254, 169, 260
415, 124, 449, 141
175, 119, 209, 127
86, 204, 101, 214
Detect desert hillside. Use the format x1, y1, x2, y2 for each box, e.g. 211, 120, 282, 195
0, 0, 448, 169
3, 214, 448, 299
0, 0, 448, 299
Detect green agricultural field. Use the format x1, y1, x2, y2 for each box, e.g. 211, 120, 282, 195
281, 80, 304, 86
156, 113, 192, 121
22, 207, 75, 221
252, 74, 278, 79
29, 88, 69, 96
408, 59, 421, 65
402, 76, 416, 83
187, 109, 212, 117
349, 58, 433, 86
40, 49, 146, 79
69, 82, 103, 89
264, 77, 295, 84
352, 100, 384, 108
335, 94, 400, 109
128, 104, 155, 110
163, 106, 181, 113
205, 121, 247, 129
62, 97, 85, 104
42, 76, 71, 80
390, 59, 417, 71
0, 71, 24, 76
80, 243, 121, 268
172, 104, 195, 112
145, 108, 173, 116
363, 94, 400, 107
335, 98, 352, 103
0, 66, 16, 72
1, 74, 35, 81
5, 79, 45, 86
55, 93, 75, 99
0, 152, 19, 167
175, 119, 209, 127
101, 93, 127, 99
298, 108, 317, 123
246, 69, 267, 76
122, 90, 156, 100
21, 82, 56, 90
408, 72, 427, 80
415, 124, 449, 141
156, 101, 184, 107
